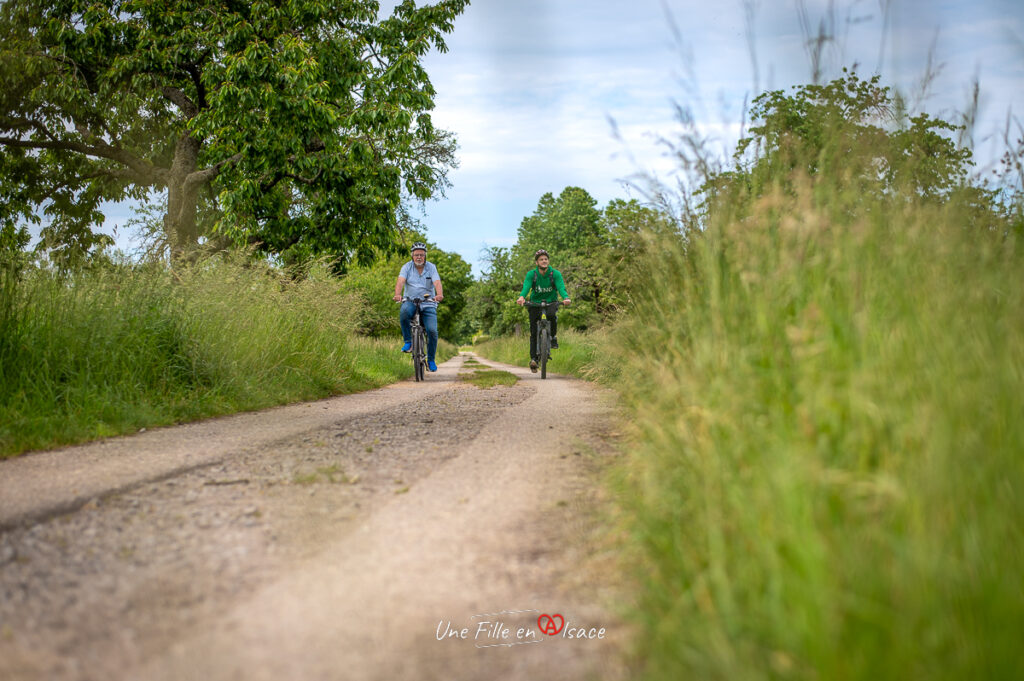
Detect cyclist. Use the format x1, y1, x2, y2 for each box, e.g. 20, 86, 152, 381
393, 242, 444, 372
516, 248, 571, 373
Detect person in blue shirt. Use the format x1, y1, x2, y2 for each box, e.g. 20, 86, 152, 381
392, 242, 444, 371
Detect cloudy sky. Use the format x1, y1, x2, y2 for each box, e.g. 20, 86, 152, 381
93, 0, 1023, 274
404, 0, 1024, 273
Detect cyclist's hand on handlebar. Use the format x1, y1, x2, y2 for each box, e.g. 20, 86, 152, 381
517, 296, 525, 306
393, 294, 403, 302
434, 293, 444, 303
562, 298, 571, 306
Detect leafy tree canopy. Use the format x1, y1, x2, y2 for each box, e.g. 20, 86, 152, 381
0, 0, 468, 266
707, 70, 976, 212
469, 189, 673, 337
515, 186, 602, 259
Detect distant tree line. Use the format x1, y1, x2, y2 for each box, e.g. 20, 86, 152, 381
465, 187, 674, 339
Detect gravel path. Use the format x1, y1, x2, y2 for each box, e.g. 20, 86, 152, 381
0, 352, 627, 681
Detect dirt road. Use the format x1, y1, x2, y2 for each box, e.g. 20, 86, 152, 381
0, 352, 628, 681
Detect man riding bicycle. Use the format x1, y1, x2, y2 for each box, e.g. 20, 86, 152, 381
516, 248, 571, 373
393, 242, 444, 372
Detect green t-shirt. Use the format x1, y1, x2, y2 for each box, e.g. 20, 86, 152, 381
520, 267, 568, 303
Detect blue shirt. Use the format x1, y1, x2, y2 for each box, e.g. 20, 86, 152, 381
400, 261, 440, 307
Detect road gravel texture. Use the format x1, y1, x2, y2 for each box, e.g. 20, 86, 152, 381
0, 352, 628, 681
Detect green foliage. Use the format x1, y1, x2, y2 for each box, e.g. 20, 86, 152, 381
0, 222, 30, 366
0, 255, 456, 457
336, 234, 473, 342
468, 189, 674, 337
610, 71, 1024, 681
467, 245, 523, 336
0, 0, 468, 263
708, 70, 977, 218
515, 186, 603, 256
334, 252, 402, 336
428, 241, 473, 341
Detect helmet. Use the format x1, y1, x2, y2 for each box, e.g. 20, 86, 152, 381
411, 242, 427, 254
534, 249, 549, 260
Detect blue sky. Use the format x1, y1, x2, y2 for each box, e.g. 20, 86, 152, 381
93, 0, 1024, 274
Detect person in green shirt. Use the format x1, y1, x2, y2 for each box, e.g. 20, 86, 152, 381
516, 248, 571, 372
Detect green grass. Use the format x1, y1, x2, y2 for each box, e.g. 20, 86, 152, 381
457, 368, 518, 388
472, 328, 611, 380
0, 256, 456, 457
612, 189, 1024, 680
292, 464, 350, 485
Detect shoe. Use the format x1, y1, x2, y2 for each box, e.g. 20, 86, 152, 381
401, 342, 411, 353
428, 360, 437, 372
551, 337, 559, 349
529, 360, 538, 373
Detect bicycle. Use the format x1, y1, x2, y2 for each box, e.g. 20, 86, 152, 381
402, 297, 432, 381
525, 301, 562, 379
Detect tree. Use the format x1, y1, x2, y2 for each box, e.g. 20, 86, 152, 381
707, 70, 975, 215
467, 245, 520, 336
596, 198, 675, 310
0, 0, 468, 264
515, 186, 602, 258
467, 190, 672, 336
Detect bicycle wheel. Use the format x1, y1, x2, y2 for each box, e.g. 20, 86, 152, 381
539, 325, 550, 379
412, 326, 424, 381
417, 327, 428, 380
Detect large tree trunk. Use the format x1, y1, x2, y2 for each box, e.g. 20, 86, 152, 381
164, 134, 202, 260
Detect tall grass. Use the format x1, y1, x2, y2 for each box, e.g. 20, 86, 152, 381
0, 256, 454, 457
614, 184, 1024, 679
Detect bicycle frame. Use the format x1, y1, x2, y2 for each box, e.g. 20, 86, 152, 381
403, 297, 432, 381
525, 301, 561, 379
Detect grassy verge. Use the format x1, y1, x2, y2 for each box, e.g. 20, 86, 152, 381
613, 193, 1024, 679
0, 257, 455, 458
471, 328, 609, 380
457, 368, 518, 388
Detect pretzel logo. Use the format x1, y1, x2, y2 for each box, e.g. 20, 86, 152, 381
537, 613, 565, 636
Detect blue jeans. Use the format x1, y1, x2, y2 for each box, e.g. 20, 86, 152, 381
400, 301, 438, 362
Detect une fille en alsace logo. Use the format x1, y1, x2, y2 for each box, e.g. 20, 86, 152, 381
436, 609, 607, 649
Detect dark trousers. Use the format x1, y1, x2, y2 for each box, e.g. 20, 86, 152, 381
528, 305, 557, 361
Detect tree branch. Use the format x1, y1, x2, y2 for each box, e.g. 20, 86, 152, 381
283, 169, 324, 185
183, 62, 209, 110
40, 168, 140, 201
161, 86, 199, 118
0, 135, 165, 186
183, 152, 244, 189
2, 114, 59, 143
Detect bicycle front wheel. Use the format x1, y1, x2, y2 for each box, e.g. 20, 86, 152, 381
412, 328, 425, 381
539, 326, 550, 379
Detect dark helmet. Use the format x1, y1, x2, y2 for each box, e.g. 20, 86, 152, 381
534, 248, 549, 260
411, 242, 427, 254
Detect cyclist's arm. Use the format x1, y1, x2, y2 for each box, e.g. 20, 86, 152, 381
517, 271, 532, 305
518, 270, 534, 299
394, 263, 412, 301
433, 277, 444, 302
